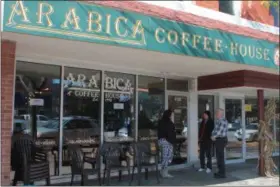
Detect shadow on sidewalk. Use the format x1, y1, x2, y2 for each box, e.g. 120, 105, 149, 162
42, 158, 280, 186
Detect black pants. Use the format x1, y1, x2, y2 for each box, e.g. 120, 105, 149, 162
215, 138, 227, 176
199, 141, 212, 169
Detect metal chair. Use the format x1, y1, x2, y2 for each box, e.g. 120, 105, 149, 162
101, 142, 132, 186
130, 140, 160, 185
23, 147, 50, 186
68, 144, 101, 186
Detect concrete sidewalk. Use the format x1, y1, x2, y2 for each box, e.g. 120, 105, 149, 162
44, 159, 280, 186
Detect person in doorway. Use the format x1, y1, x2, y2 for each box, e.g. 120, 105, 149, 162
198, 111, 214, 173
158, 109, 176, 178
211, 108, 228, 178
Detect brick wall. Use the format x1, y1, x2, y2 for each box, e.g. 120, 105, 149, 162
241, 1, 274, 26
193, 0, 275, 26
194, 1, 219, 11
1, 40, 16, 186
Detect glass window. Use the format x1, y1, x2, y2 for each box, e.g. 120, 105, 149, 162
245, 98, 260, 159
225, 99, 243, 160
138, 76, 165, 141
62, 67, 101, 174
103, 72, 135, 142
168, 95, 188, 165
219, 0, 234, 15
198, 95, 214, 123
13, 61, 61, 177
167, 79, 188, 91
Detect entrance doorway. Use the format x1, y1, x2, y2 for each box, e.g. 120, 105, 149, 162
167, 91, 188, 165
224, 98, 246, 163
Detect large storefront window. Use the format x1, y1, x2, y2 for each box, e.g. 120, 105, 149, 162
167, 79, 188, 165
61, 67, 101, 174
198, 95, 214, 121
103, 72, 135, 142
225, 99, 243, 160
13, 61, 61, 176
138, 76, 164, 141
245, 98, 259, 158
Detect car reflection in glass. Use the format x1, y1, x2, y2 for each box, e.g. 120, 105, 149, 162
234, 124, 259, 142
24, 116, 100, 140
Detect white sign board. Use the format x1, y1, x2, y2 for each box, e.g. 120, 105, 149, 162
29, 98, 44, 106
113, 103, 124, 110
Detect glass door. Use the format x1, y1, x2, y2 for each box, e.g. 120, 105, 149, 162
224, 98, 245, 162
167, 93, 188, 165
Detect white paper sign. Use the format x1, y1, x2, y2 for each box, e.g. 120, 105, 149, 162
29, 99, 44, 106
114, 103, 124, 110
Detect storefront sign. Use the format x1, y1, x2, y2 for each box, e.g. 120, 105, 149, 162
64, 73, 132, 92
3, 1, 279, 69
64, 73, 132, 101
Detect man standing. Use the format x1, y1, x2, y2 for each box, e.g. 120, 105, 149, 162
211, 108, 228, 178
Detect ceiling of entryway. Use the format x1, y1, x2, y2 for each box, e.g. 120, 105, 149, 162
2, 32, 279, 80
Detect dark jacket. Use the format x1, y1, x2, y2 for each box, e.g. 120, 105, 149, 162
199, 118, 214, 142
157, 119, 176, 144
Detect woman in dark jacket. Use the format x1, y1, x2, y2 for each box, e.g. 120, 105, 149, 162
158, 109, 176, 178
198, 111, 214, 173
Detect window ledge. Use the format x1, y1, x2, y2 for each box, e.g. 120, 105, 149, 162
140, 1, 279, 35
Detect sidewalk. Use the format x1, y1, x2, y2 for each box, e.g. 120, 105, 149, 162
46, 159, 280, 186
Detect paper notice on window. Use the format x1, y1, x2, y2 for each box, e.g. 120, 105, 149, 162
114, 103, 124, 110
29, 98, 44, 106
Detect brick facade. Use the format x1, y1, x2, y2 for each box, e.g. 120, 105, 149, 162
194, 1, 219, 11
241, 1, 274, 26
194, 1, 275, 26
1, 40, 16, 186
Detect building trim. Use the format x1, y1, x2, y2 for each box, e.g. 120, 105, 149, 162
198, 70, 280, 90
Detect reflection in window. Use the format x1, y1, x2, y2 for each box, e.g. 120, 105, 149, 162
103, 72, 135, 142
167, 79, 188, 91
138, 76, 165, 141
198, 95, 214, 123
61, 67, 101, 175
13, 61, 61, 176
225, 99, 243, 160
219, 0, 234, 15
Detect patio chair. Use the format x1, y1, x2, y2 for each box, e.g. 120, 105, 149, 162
23, 147, 50, 185
68, 144, 101, 186
101, 142, 132, 186
130, 140, 160, 185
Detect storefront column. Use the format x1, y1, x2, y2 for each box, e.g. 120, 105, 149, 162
187, 79, 198, 163
257, 89, 265, 176
1, 40, 16, 185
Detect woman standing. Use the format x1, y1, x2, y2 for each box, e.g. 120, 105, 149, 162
198, 111, 214, 173
158, 109, 176, 178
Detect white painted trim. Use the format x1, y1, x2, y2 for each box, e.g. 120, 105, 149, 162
241, 98, 246, 160
0, 0, 4, 31
58, 66, 64, 175
140, 1, 279, 35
